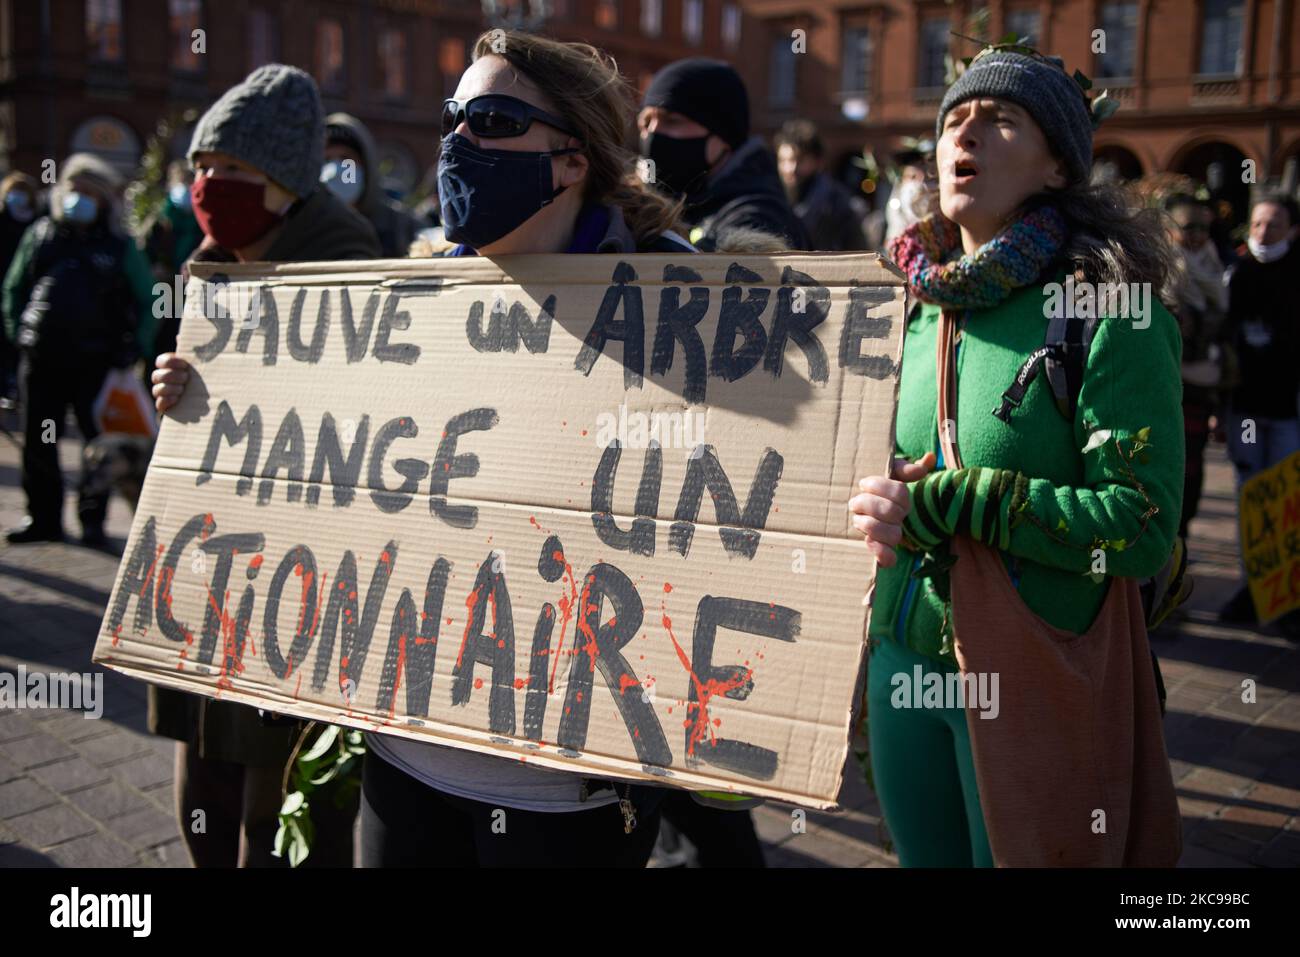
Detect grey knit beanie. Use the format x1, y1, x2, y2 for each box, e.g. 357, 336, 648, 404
937, 51, 1093, 184
188, 64, 323, 198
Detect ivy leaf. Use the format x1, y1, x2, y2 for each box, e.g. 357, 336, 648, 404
280, 790, 306, 817
272, 820, 289, 858
1082, 428, 1113, 454
286, 819, 309, 868
1056, 518, 1070, 533
1135, 426, 1152, 444
1108, 539, 1128, 552
300, 724, 340, 763
1091, 90, 1120, 126
1074, 69, 1093, 91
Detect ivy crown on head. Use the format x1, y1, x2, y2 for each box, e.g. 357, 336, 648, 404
951, 32, 1121, 130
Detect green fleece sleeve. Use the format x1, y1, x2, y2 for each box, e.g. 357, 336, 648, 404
2, 225, 38, 343
122, 238, 160, 355
903, 303, 1184, 580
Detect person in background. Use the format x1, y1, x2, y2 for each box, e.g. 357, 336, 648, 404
774, 119, 868, 251
149, 64, 381, 868
0, 172, 39, 407
321, 113, 419, 258
2, 154, 156, 546
1166, 194, 1228, 540
1218, 192, 1300, 628
883, 140, 938, 246
140, 160, 203, 360
637, 58, 809, 252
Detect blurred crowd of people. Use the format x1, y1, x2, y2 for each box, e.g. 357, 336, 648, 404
0, 35, 1296, 871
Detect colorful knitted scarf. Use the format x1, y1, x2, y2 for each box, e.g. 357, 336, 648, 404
888, 206, 1068, 310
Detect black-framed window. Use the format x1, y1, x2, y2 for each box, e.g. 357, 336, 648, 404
316, 19, 346, 94
1199, 0, 1244, 75
641, 0, 662, 37
440, 36, 466, 98
247, 7, 278, 72
596, 0, 618, 30
682, 0, 703, 45
378, 27, 408, 99
770, 35, 796, 107
86, 0, 123, 63
1097, 2, 1137, 79
722, 4, 741, 51
169, 0, 204, 73
917, 17, 949, 89
841, 26, 872, 94
1004, 8, 1039, 44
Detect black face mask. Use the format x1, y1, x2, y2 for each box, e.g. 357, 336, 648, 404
640, 132, 711, 197
437, 133, 578, 249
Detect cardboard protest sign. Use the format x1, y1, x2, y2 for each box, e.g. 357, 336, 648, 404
1240, 449, 1300, 624
93, 253, 905, 809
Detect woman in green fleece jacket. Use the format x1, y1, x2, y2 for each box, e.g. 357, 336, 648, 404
849, 46, 1182, 866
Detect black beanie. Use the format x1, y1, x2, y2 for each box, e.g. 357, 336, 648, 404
643, 58, 749, 149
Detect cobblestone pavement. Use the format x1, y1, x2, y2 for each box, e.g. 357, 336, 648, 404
1, 408, 1296, 867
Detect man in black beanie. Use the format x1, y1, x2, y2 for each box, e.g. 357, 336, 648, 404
638, 58, 809, 252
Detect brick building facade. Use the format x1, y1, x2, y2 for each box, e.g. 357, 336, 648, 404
736, 0, 1299, 220
0, 0, 758, 195
0, 0, 1285, 219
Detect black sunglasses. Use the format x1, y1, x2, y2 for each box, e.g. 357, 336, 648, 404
441, 94, 582, 143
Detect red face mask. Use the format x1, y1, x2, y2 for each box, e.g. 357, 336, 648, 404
190, 176, 283, 250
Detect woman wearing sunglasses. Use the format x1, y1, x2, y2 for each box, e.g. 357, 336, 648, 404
361, 30, 703, 868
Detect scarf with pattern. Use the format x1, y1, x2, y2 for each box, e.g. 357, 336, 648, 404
888, 206, 1068, 310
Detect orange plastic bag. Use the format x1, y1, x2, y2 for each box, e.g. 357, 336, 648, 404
93, 368, 157, 437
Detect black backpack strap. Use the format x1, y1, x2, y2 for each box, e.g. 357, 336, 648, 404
992, 299, 1100, 424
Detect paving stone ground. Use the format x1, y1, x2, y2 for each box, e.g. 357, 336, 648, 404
1, 406, 1296, 867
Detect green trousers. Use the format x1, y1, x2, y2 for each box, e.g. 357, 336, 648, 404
866, 637, 993, 867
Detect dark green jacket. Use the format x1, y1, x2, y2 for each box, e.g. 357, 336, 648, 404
870, 278, 1185, 663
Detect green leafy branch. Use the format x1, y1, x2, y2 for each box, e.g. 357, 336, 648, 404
274, 723, 366, 867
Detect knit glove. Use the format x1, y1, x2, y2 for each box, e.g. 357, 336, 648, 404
902, 466, 1027, 552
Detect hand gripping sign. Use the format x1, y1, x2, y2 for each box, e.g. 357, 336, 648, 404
94, 253, 906, 809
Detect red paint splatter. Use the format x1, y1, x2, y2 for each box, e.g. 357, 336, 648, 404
661, 600, 752, 757
249, 554, 264, 571
618, 673, 640, 695
455, 583, 483, 670
474, 678, 484, 690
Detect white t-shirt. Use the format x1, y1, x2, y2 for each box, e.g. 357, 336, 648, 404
365, 732, 618, 813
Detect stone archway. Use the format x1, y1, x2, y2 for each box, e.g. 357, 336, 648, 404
1171, 139, 1251, 227
68, 115, 141, 177
1092, 143, 1144, 183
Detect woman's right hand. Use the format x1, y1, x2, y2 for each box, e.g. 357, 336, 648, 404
849, 452, 937, 568
151, 353, 191, 413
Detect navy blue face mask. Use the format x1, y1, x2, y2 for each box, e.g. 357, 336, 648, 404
437, 133, 579, 249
